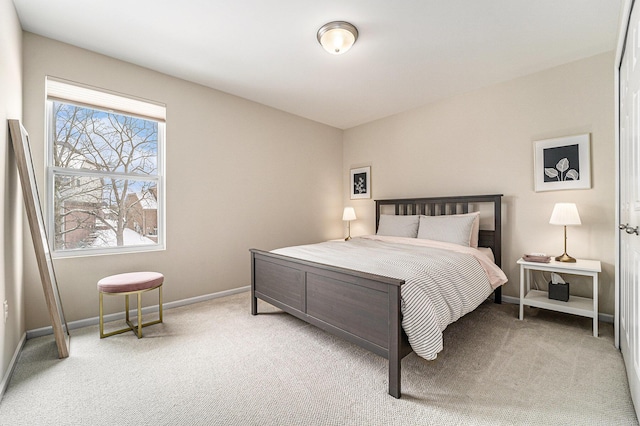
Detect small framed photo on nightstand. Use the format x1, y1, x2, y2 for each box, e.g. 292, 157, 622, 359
350, 166, 371, 199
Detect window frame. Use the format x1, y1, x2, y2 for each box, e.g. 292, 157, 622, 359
45, 77, 166, 258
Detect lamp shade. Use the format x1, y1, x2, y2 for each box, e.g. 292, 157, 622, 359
317, 21, 358, 55
549, 203, 581, 226
342, 207, 357, 221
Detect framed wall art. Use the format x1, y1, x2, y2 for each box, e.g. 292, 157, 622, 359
534, 134, 591, 192
350, 166, 371, 199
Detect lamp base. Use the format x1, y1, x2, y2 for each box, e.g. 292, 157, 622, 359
555, 253, 576, 263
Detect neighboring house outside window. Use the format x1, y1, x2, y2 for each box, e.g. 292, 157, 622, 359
125, 187, 159, 242
46, 77, 166, 257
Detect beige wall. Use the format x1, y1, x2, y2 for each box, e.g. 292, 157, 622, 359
0, 0, 25, 388
22, 33, 343, 329
343, 52, 616, 315
15, 33, 618, 330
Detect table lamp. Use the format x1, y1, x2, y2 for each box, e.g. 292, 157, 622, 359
342, 207, 357, 241
549, 203, 581, 262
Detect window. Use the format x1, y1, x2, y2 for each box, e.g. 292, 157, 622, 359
46, 77, 165, 256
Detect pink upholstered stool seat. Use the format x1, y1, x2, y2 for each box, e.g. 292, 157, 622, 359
98, 271, 164, 339
98, 272, 164, 293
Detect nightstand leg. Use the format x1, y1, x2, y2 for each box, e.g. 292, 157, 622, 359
593, 273, 598, 337
519, 265, 525, 320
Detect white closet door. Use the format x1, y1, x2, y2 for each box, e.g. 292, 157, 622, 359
619, 1, 640, 419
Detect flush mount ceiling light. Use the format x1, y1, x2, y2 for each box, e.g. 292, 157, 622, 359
317, 21, 358, 55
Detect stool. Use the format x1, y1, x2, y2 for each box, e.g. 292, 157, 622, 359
98, 272, 164, 339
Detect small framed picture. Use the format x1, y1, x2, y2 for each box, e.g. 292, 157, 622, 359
534, 134, 591, 192
350, 166, 371, 199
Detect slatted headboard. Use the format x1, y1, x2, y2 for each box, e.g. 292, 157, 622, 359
375, 194, 503, 268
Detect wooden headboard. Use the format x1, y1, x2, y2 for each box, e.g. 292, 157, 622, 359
375, 194, 503, 268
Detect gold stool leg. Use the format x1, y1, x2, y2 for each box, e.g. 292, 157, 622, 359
134, 284, 163, 332
99, 292, 105, 338
124, 293, 136, 338
159, 285, 163, 323
137, 292, 143, 338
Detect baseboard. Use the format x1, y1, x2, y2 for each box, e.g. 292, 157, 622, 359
501, 295, 614, 324
26, 286, 250, 339
24, 287, 615, 338
0, 332, 26, 400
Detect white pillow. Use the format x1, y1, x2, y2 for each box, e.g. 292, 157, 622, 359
376, 215, 420, 238
417, 213, 478, 247
461, 212, 480, 248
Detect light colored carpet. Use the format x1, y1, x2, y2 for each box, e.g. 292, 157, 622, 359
0, 291, 637, 425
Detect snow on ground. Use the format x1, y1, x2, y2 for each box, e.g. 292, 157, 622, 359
91, 227, 156, 247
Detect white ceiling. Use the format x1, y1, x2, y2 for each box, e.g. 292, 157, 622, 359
13, 0, 623, 129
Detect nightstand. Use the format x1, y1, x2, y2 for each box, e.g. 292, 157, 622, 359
517, 257, 602, 336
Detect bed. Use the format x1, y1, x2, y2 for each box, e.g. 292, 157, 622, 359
250, 194, 506, 398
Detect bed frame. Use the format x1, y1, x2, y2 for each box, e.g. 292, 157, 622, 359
250, 194, 502, 398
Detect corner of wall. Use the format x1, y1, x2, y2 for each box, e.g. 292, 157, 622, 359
0, 0, 26, 397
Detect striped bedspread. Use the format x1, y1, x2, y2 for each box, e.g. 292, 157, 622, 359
272, 235, 508, 360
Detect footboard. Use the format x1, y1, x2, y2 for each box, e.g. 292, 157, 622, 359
250, 248, 409, 398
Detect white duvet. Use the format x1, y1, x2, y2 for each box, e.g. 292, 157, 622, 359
272, 235, 508, 360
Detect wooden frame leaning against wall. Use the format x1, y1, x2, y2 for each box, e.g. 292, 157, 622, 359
9, 119, 70, 358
